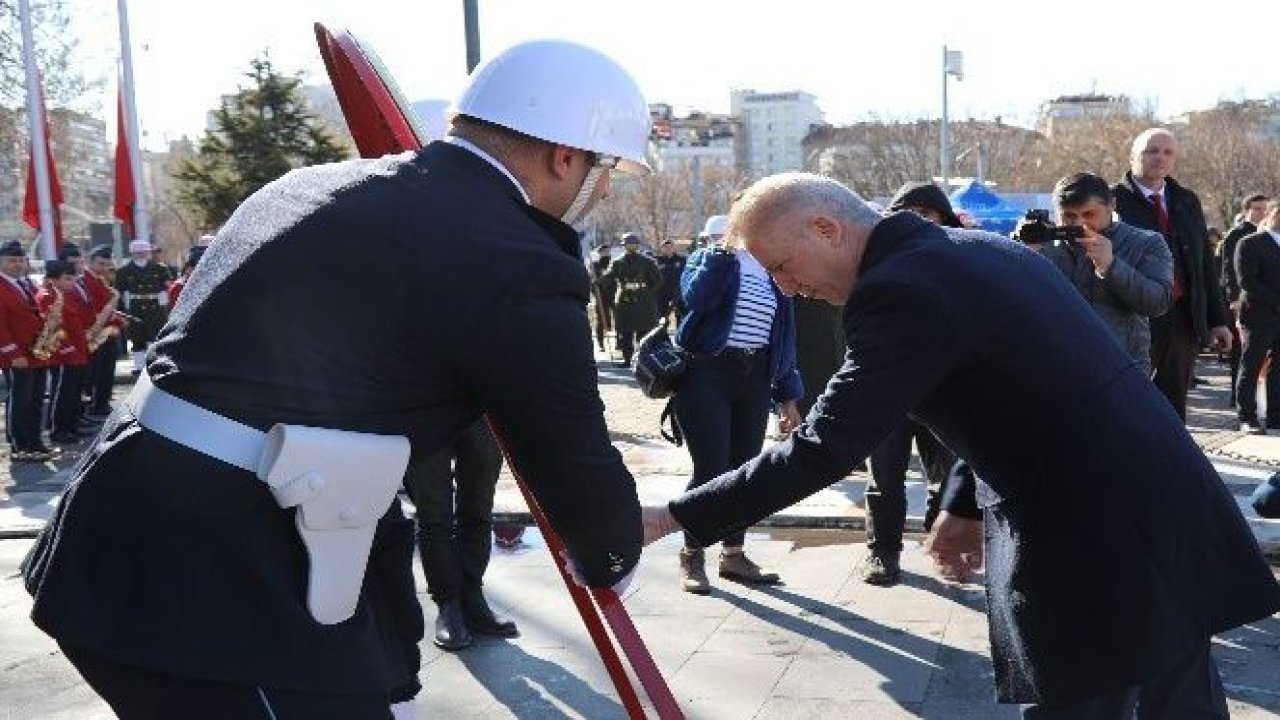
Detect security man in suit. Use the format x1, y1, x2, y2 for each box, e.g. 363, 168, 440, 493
654, 239, 686, 323
1233, 199, 1280, 433
24, 39, 652, 720
601, 232, 661, 366
1113, 128, 1232, 420
589, 242, 615, 352
643, 172, 1280, 717
113, 238, 173, 374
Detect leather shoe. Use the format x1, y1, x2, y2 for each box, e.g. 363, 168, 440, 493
432, 600, 474, 651
860, 552, 902, 587
718, 550, 781, 585
1242, 418, 1266, 435
461, 590, 518, 637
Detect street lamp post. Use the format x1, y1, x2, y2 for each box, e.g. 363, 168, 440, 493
462, 0, 480, 72
940, 46, 964, 188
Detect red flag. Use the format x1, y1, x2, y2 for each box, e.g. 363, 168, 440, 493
113, 85, 136, 240
21, 77, 63, 251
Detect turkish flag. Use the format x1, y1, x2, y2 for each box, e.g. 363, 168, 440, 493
113, 85, 135, 240
20, 77, 63, 251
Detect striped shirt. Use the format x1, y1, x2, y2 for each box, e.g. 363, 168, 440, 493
725, 251, 777, 349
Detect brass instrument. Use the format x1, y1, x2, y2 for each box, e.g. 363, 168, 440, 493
32, 286, 65, 362
86, 283, 121, 352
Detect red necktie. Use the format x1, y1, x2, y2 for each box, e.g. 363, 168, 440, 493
1150, 193, 1172, 236
1151, 194, 1183, 300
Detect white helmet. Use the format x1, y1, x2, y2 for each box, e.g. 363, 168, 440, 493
451, 39, 652, 176
702, 215, 729, 237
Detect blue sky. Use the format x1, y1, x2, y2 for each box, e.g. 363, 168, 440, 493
65, 0, 1279, 150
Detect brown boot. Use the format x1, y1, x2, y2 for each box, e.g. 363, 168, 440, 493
718, 549, 781, 585
679, 547, 710, 594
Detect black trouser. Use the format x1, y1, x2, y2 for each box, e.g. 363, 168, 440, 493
865, 419, 955, 554
88, 338, 119, 412
5, 366, 46, 451
48, 363, 86, 435
1150, 300, 1197, 420
1235, 318, 1280, 423
1020, 641, 1227, 719
59, 642, 395, 720
402, 420, 503, 604
675, 350, 772, 549
592, 289, 614, 350
614, 314, 655, 366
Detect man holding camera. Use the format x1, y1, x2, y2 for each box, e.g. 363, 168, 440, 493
1020, 173, 1173, 374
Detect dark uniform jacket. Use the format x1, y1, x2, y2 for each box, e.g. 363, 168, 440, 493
1113, 172, 1228, 342
1235, 229, 1280, 329
23, 142, 643, 694
114, 259, 173, 344
655, 253, 686, 310
602, 251, 661, 330
667, 214, 1280, 705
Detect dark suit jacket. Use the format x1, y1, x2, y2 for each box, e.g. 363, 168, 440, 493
1221, 220, 1257, 303
1235, 229, 1280, 328
1113, 172, 1227, 342
23, 142, 642, 693
668, 214, 1280, 704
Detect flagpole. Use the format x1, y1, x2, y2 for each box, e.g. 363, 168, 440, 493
117, 0, 150, 244
18, 0, 57, 261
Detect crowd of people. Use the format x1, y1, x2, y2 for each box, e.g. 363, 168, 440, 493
10, 36, 1278, 720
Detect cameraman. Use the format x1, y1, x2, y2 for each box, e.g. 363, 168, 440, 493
1020, 173, 1173, 373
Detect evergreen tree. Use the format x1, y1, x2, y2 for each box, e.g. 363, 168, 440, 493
177, 55, 347, 228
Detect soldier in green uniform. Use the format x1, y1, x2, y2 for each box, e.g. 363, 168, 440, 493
114, 239, 173, 373
601, 232, 660, 366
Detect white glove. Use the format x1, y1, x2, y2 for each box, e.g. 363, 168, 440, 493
390, 700, 415, 720
157, 291, 169, 308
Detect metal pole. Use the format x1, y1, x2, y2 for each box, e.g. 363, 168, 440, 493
940, 45, 950, 188
117, 0, 150, 243
18, 0, 56, 260
462, 0, 480, 72
976, 142, 985, 185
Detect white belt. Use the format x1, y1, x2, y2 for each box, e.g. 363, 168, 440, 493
124, 292, 164, 304
127, 373, 264, 472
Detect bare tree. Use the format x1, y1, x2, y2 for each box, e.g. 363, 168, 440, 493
1176, 99, 1280, 228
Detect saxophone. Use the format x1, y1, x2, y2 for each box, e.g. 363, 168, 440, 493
86, 283, 121, 352
32, 286, 65, 362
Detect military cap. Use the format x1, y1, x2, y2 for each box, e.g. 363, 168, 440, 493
88, 245, 113, 260
1252, 472, 1280, 519
0, 240, 25, 257
621, 232, 641, 245
43, 259, 74, 278
57, 242, 82, 260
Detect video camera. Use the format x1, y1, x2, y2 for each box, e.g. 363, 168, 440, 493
1012, 209, 1085, 247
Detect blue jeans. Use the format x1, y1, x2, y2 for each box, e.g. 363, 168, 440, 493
674, 349, 772, 550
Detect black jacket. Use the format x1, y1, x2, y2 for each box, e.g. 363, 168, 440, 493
1113, 172, 1227, 341
1222, 220, 1257, 302
23, 142, 642, 693
1235, 229, 1280, 328
668, 214, 1280, 704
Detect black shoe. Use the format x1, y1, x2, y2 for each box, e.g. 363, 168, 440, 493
861, 552, 902, 587
461, 590, 519, 638
433, 600, 474, 651
1241, 418, 1266, 435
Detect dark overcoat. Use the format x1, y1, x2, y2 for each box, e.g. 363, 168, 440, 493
669, 213, 1280, 704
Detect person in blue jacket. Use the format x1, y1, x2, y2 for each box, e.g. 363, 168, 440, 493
671, 215, 803, 593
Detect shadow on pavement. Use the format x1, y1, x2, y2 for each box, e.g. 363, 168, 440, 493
455, 639, 626, 719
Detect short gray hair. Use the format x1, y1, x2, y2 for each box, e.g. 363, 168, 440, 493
728, 172, 881, 248
1130, 127, 1175, 158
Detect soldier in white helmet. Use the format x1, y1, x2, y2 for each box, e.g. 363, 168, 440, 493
24, 39, 651, 719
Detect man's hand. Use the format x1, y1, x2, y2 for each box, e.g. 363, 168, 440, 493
924, 511, 983, 583
641, 504, 681, 546
1210, 325, 1233, 351
1078, 226, 1113, 275
776, 400, 802, 435
10, 356, 28, 369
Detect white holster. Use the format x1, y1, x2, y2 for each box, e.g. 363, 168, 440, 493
257, 424, 410, 625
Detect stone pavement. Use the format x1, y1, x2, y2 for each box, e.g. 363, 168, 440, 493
1, 353, 1280, 718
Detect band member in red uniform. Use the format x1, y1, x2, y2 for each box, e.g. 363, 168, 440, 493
81, 245, 126, 416
0, 241, 53, 461
37, 260, 92, 444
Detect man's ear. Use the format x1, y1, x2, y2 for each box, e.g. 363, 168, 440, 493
813, 215, 840, 246
545, 145, 580, 181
